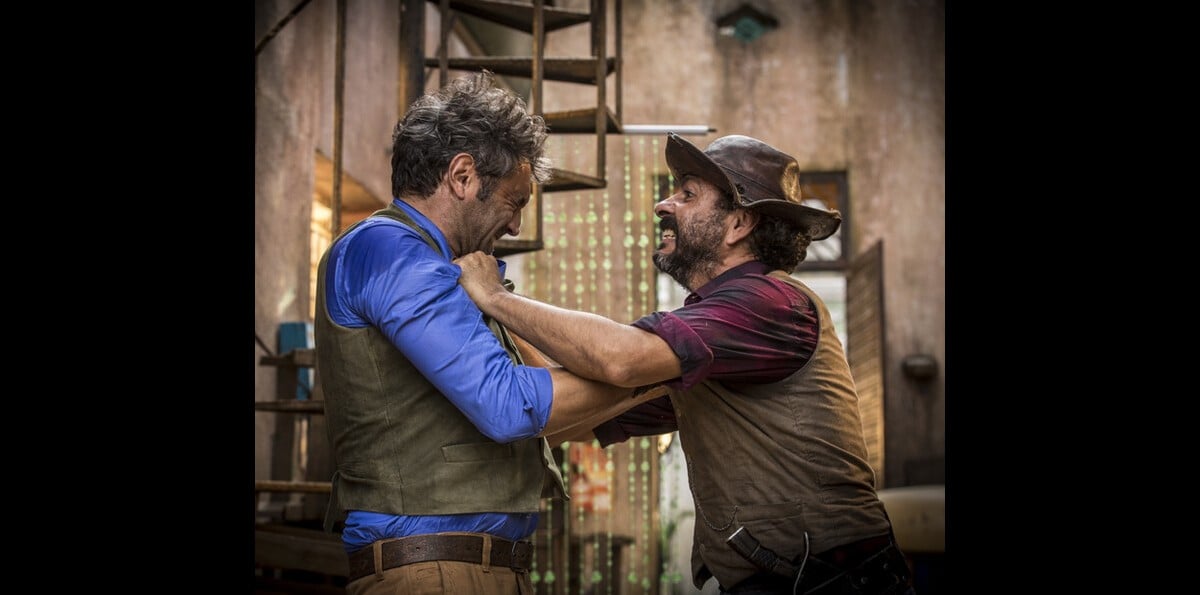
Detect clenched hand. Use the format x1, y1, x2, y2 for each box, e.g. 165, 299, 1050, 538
454, 251, 507, 310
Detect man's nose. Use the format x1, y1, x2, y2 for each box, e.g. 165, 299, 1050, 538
654, 192, 679, 217
506, 211, 522, 236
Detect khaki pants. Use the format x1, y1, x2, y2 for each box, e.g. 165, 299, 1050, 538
347, 559, 534, 595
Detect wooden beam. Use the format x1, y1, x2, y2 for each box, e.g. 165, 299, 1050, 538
255, 525, 348, 577
259, 348, 316, 368
255, 480, 332, 493
255, 400, 326, 413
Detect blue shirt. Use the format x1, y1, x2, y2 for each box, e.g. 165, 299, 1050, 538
324, 199, 553, 552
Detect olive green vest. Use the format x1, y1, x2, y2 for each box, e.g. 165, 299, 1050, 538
674, 271, 891, 589
315, 204, 566, 529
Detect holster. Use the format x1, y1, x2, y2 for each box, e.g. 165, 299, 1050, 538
800, 544, 912, 594
725, 527, 913, 595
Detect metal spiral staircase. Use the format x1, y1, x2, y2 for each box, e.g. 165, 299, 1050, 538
426, 0, 622, 256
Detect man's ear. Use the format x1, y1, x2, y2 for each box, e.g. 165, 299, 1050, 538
727, 208, 759, 245
446, 153, 477, 199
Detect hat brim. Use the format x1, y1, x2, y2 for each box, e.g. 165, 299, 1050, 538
664, 134, 842, 241
747, 199, 841, 241
665, 132, 738, 199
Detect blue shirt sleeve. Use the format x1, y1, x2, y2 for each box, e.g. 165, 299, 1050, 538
325, 217, 553, 443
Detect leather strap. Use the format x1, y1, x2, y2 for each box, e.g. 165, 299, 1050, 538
347, 533, 534, 582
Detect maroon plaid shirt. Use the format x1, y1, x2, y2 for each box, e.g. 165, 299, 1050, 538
594, 260, 819, 446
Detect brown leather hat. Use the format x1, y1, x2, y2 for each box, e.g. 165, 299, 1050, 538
664, 132, 841, 241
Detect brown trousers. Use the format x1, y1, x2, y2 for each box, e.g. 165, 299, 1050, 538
346, 559, 534, 595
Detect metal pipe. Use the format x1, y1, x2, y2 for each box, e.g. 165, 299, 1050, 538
621, 124, 715, 135
332, 0, 346, 236
400, 0, 425, 112
255, 0, 314, 57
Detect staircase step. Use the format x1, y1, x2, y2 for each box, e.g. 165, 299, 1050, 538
430, 0, 591, 33
544, 168, 606, 192
424, 57, 616, 84
544, 107, 621, 134
255, 400, 325, 414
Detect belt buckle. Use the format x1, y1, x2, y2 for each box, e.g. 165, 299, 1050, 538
511, 539, 531, 572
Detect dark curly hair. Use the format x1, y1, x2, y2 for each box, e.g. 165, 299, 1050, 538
749, 216, 811, 271
715, 191, 812, 271
390, 70, 552, 200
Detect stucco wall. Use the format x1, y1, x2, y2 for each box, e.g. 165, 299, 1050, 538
615, 0, 945, 488
255, 0, 399, 486
255, 0, 327, 485
843, 0, 945, 486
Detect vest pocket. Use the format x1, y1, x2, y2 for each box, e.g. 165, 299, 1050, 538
735, 500, 805, 522
441, 441, 516, 462
732, 502, 808, 562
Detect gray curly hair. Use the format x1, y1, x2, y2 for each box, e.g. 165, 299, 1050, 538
390, 70, 553, 201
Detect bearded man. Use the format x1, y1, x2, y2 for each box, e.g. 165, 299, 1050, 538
456, 133, 916, 595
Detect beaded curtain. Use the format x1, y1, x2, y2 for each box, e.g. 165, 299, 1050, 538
514, 135, 682, 595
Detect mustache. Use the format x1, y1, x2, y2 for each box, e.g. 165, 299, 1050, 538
658, 216, 678, 234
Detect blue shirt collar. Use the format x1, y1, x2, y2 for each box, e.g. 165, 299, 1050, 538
392, 198, 453, 260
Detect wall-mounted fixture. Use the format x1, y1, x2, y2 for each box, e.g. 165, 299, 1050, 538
901, 354, 938, 381
716, 3, 779, 43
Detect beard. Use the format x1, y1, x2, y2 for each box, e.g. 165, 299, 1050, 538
653, 209, 727, 290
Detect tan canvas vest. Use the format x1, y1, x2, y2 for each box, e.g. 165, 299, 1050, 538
673, 271, 892, 589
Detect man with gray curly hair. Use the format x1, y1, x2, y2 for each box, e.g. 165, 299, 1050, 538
315, 71, 663, 595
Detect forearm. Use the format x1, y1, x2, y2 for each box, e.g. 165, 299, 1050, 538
455, 250, 680, 386
543, 384, 671, 447
543, 425, 597, 448
517, 330, 667, 439
540, 368, 669, 438
483, 290, 680, 387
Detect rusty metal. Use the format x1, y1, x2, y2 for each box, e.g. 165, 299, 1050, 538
332, 0, 346, 236
615, 0, 622, 126
440, 0, 451, 86
254, 332, 276, 357
254, 0, 314, 57
254, 480, 332, 494
400, 0, 426, 112
255, 400, 325, 413
592, 0, 606, 176
532, 0, 545, 248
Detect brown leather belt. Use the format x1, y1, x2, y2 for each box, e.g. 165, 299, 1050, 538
347, 533, 534, 582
